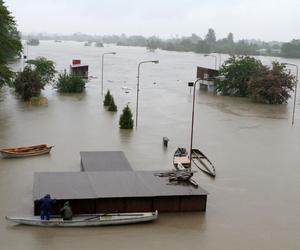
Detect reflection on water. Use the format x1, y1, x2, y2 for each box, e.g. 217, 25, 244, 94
0, 41, 300, 250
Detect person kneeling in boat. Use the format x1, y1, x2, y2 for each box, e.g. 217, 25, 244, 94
60, 201, 73, 220
38, 194, 56, 221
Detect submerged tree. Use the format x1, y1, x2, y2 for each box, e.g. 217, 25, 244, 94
0, 0, 22, 87
248, 62, 295, 104
108, 96, 117, 112
103, 90, 112, 106
12, 57, 56, 101
215, 56, 262, 96
13, 66, 44, 101
119, 105, 134, 129
27, 57, 56, 85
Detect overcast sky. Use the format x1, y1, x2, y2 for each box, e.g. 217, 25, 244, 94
5, 0, 300, 42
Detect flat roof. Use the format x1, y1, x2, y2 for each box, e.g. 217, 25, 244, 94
80, 151, 133, 171
70, 64, 88, 68
33, 171, 207, 200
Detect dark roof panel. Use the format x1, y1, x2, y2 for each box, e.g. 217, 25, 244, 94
80, 151, 133, 171
33, 171, 207, 200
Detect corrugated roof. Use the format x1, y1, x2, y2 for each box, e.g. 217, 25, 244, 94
33, 171, 207, 200
80, 151, 133, 171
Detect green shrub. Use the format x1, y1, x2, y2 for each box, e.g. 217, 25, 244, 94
119, 105, 134, 129
103, 90, 112, 106
108, 96, 117, 111
13, 66, 44, 101
55, 70, 85, 93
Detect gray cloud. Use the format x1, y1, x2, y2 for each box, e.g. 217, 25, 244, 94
5, 0, 300, 41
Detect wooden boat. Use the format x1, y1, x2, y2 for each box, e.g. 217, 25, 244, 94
191, 149, 216, 177
0, 144, 53, 158
173, 147, 191, 169
5, 211, 158, 227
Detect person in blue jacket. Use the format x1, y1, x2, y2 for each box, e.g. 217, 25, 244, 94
38, 194, 56, 220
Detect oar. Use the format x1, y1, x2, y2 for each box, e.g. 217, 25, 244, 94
101, 213, 147, 217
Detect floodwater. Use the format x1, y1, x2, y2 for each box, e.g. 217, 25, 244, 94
0, 41, 300, 250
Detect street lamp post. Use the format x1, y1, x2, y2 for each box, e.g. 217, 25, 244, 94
136, 60, 159, 128
204, 54, 218, 70
25, 41, 29, 59
283, 63, 299, 126
188, 79, 202, 168
21, 53, 24, 71
101, 52, 116, 97
21, 41, 29, 71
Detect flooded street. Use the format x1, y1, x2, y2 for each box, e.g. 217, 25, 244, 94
0, 41, 300, 249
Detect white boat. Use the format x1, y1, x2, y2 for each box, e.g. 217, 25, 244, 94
5, 211, 158, 227
122, 86, 131, 90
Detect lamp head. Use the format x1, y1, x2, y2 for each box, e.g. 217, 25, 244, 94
152, 60, 159, 64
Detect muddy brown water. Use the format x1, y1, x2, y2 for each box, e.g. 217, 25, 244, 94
0, 41, 299, 250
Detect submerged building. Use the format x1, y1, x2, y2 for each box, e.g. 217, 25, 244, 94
70, 59, 88, 79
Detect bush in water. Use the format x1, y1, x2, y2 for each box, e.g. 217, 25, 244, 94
103, 90, 112, 106
55, 70, 85, 93
119, 105, 134, 129
13, 66, 44, 101
108, 96, 117, 112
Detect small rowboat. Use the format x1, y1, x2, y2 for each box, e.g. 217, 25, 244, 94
191, 149, 216, 177
173, 148, 191, 169
0, 144, 53, 158
5, 211, 158, 227
173, 147, 216, 177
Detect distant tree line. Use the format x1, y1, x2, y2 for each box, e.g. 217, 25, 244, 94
23, 30, 299, 58
112, 30, 264, 56
281, 40, 300, 58
27, 38, 40, 46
